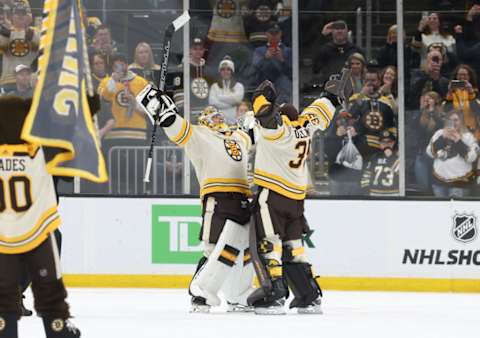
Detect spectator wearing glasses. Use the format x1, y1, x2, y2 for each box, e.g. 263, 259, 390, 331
426, 110, 479, 198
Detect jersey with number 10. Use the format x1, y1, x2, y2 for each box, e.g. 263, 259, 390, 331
253, 98, 336, 200
0, 144, 60, 254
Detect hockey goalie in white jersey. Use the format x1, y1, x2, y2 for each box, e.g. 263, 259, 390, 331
244, 79, 343, 315
137, 85, 255, 313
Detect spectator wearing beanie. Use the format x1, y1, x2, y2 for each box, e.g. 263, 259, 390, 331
208, 55, 245, 124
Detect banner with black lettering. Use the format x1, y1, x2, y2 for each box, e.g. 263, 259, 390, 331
21, 0, 107, 182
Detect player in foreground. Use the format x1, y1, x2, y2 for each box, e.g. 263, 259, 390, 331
137, 85, 255, 313
244, 79, 343, 315
0, 96, 85, 338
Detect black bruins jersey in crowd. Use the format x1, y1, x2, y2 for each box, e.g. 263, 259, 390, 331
349, 95, 397, 158
361, 151, 400, 196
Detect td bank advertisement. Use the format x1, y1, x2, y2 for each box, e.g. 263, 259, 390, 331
59, 198, 480, 279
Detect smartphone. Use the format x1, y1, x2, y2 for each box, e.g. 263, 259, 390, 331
431, 55, 441, 64
446, 119, 454, 129
451, 80, 466, 89
422, 11, 429, 19
270, 39, 279, 49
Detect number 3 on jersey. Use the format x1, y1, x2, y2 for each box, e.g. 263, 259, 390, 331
0, 176, 33, 212
289, 140, 311, 169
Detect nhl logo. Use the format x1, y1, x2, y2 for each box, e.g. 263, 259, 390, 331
452, 213, 477, 243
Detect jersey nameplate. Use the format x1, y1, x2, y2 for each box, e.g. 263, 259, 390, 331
0, 158, 26, 172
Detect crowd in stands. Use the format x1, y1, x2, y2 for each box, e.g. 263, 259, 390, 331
2, 0, 480, 198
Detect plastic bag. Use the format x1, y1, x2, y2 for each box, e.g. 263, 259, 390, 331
335, 131, 363, 170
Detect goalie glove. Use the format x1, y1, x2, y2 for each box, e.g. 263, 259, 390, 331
136, 84, 178, 127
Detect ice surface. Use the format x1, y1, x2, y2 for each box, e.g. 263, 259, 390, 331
19, 288, 480, 338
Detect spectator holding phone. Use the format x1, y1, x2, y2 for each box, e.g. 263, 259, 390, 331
97, 54, 149, 193
379, 65, 398, 111
425, 42, 458, 79
252, 22, 292, 104
408, 49, 449, 109
313, 20, 364, 84
426, 110, 478, 198
442, 64, 480, 140
411, 91, 445, 193
413, 12, 456, 67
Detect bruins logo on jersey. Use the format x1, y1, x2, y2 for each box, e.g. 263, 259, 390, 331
191, 77, 209, 99
217, 0, 236, 19
224, 139, 242, 161
9, 39, 30, 57
116, 90, 131, 108
363, 110, 384, 131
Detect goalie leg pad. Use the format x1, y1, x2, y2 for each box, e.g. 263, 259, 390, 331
222, 223, 255, 308
189, 220, 248, 307
283, 262, 323, 310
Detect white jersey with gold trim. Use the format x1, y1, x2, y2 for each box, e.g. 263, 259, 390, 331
0, 144, 60, 254
164, 115, 252, 198
253, 98, 335, 200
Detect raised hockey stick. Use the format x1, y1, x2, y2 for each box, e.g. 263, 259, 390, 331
324, 67, 353, 111
144, 10, 190, 183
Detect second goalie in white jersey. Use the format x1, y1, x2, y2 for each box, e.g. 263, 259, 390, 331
244, 80, 339, 315
252, 95, 335, 200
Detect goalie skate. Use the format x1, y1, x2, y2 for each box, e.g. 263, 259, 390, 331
189, 296, 211, 314
253, 299, 286, 315
297, 298, 323, 315
227, 302, 254, 313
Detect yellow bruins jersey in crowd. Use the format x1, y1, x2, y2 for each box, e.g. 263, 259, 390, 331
0, 144, 60, 254
98, 73, 149, 140
163, 115, 252, 198
253, 98, 335, 200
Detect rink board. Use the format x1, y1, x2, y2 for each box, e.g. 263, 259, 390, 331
59, 197, 480, 292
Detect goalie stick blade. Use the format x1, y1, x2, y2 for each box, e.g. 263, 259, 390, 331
324, 68, 353, 109
172, 11, 190, 31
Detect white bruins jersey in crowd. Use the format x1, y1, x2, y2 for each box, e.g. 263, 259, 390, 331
0, 144, 60, 254
164, 115, 252, 198
253, 98, 335, 200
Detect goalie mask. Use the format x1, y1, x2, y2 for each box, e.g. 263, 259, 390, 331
198, 106, 230, 132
